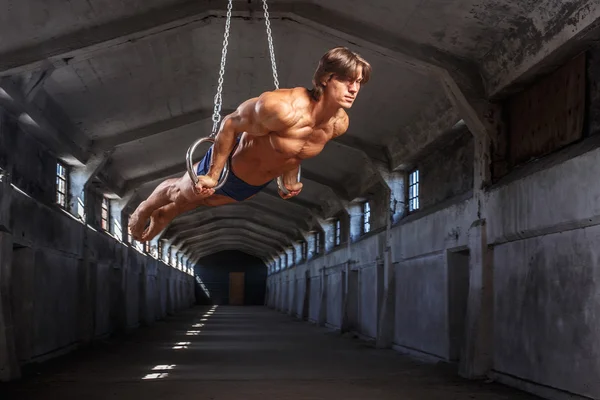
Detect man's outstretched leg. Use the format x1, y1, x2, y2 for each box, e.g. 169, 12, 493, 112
128, 166, 215, 241
128, 177, 178, 240
140, 201, 194, 242
139, 193, 239, 242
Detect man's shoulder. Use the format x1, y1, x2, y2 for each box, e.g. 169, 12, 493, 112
255, 88, 306, 127
258, 87, 309, 113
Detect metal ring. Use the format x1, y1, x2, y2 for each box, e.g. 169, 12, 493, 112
276, 165, 302, 196
185, 137, 230, 191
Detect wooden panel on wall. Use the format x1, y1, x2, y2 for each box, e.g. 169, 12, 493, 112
229, 272, 245, 305
506, 53, 585, 167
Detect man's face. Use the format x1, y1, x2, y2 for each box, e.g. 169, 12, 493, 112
324, 66, 363, 108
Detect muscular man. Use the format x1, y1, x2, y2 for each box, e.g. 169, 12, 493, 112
128, 46, 371, 242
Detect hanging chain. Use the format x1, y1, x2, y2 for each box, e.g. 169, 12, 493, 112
211, 0, 279, 136
262, 0, 279, 89
211, 0, 233, 136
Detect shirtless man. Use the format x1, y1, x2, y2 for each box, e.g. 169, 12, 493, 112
128, 46, 371, 242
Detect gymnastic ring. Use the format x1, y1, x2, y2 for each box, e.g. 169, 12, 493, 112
185, 137, 230, 191
276, 166, 302, 196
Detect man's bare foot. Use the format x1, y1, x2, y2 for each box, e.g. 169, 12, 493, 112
128, 201, 152, 241
140, 208, 170, 242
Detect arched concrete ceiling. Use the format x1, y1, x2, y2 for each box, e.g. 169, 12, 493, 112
0, 0, 598, 261
188, 235, 284, 260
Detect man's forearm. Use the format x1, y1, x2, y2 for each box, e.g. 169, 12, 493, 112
282, 165, 300, 183
206, 118, 238, 180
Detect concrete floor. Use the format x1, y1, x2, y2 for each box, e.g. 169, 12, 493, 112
0, 306, 539, 399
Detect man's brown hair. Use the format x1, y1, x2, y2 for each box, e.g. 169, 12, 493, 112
310, 47, 372, 100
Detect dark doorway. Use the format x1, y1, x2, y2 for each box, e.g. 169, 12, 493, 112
195, 251, 267, 305
229, 272, 245, 305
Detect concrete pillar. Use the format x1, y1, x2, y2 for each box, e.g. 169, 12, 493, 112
368, 182, 391, 232
318, 268, 327, 326
68, 152, 111, 221
340, 263, 350, 333
77, 254, 97, 345
376, 250, 396, 348
115, 247, 130, 332
0, 231, 19, 381
166, 267, 173, 315
302, 269, 310, 320
0, 172, 19, 380
139, 261, 148, 326
111, 191, 136, 242
456, 97, 498, 378
378, 169, 405, 224
288, 268, 296, 316
459, 219, 493, 378
264, 277, 270, 307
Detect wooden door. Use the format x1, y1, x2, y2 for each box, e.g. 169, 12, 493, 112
229, 272, 245, 305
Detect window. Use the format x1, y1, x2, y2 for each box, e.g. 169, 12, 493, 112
158, 241, 163, 260
362, 201, 371, 234
409, 169, 419, 212
56, 162, 68, 208
301, 241, 307, 260
314, 232, 320, 255
334, 219, 341, 246
101, 197, 110, 231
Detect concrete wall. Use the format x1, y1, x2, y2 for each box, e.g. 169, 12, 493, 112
0, 110, 195, 379
419, 127, 474, 210
0, 113, 55, 204
485, 142, 600, 399
266, 135, 600, 400
6, 187, 195, 369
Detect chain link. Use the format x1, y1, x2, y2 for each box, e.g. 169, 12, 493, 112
211, 0, 280, 135
262, 0, 279, 89
211, 0, 233, 136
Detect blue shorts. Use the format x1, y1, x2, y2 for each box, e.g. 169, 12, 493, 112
196, 140, 271, 201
